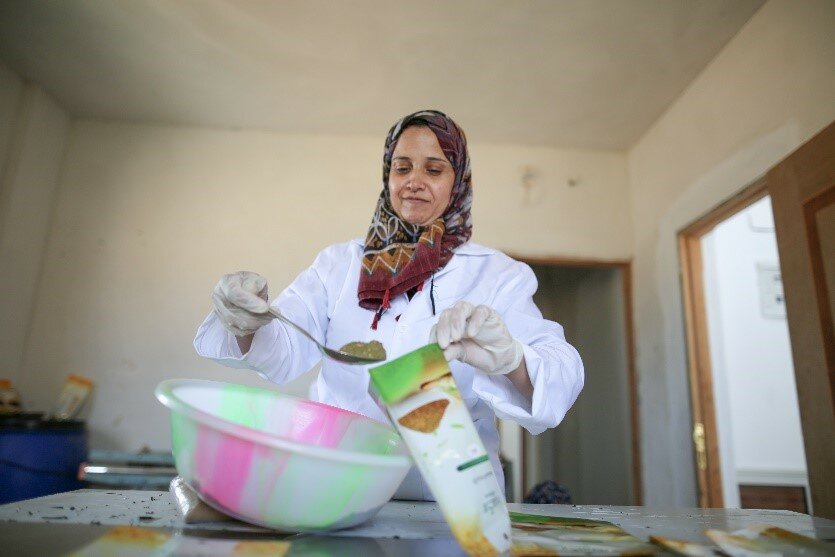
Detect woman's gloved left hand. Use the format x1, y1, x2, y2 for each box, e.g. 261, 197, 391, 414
429, 301, 524, 375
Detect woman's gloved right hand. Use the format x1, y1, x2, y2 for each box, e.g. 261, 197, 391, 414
212, 271, 272, 337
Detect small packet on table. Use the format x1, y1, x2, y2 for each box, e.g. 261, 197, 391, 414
51, 374, 94, 420
0, 379, 22, 414
369, 343, 511, 557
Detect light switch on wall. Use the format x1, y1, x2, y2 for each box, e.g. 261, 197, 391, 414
757, 262, 786, 319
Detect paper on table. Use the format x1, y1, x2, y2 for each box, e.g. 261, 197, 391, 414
509, 512, 658, 556
68, 526, 291, 557
652, 524, 835, 556
650, 534, 717, 556
706, 525, 834, 557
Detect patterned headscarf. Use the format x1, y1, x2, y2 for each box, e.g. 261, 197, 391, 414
358, 110, 473, 316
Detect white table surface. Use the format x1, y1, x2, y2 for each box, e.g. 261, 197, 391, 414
1, 489, 834, 555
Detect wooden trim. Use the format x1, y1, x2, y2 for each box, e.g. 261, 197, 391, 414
521, 428, 528, 499
506, 253, 631, 268
679, 177, 768, 237
802, 185, 835, 416
739, 485, 808, 513
678, 232, 723, 508
677, 177, 770, 508
768, 120, 835, 518
621, 263, 643, 505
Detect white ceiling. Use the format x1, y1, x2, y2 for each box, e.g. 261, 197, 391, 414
0, 0, 765, 150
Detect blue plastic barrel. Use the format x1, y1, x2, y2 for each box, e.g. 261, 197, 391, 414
0, 413, 88, 504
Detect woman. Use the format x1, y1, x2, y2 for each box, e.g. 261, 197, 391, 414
195, 110, 584, 500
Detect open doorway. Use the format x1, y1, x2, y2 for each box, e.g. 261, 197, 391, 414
679, 183, 809, 512
500, 258, 640, 505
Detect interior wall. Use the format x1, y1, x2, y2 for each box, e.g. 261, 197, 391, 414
0, 60, 23, 172
0, 63, 70, 386
473, 146, 631, 259
16, 117, 630, 452
702, 196, 805, 507
626, 0, 835, 506
524, 265, 631, 505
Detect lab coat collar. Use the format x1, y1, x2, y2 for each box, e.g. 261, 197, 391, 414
434, 241, 492, 280
350, 237, 492, 281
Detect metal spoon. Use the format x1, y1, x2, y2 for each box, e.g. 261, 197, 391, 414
266, 307, 384, 365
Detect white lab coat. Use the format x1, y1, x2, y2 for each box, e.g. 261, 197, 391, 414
194, 239, 584, 500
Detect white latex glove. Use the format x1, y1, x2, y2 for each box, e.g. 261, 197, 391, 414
429, 301, 524, 375
211, 271, 272, 337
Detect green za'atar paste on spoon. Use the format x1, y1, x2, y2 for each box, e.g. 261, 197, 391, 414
339, 340, 387, 361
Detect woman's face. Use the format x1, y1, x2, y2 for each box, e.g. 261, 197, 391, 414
388, 126, 455, 227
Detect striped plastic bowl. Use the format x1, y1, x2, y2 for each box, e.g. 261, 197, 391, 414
155, 379, 411, 531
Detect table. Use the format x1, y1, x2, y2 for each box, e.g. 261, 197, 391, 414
1, 490, 834, 555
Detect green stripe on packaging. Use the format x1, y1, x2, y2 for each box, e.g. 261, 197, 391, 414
456, 454, 489, 472
368, 343, 449, 404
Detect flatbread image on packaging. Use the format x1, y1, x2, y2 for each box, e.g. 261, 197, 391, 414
398, 399, 450, 433
420, 373, 462, 400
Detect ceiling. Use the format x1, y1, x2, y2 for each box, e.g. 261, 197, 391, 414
0, 0, 765, 150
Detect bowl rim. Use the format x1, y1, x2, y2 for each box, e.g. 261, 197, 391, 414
155, 378, 412, 468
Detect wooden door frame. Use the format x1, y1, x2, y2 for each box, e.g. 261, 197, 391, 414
508, 255, 642, 506
677, 178, 768, 508
802, 185, 835, 415
768, 120, 835, 518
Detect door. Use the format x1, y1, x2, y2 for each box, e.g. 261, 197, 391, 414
501, 258, 641, 506
680, 194, 809, 512
768, 120, 835, 519
679, 181, 772, 509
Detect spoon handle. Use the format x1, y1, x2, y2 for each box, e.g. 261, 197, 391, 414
265, 307, 383, 365
267, 307, 322, 348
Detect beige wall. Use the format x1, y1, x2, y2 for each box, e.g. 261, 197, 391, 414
627, 0, 835, 505
473, 145, 631, 259
0, 61, 24, 169
0, 63, 70, 385
16, 119, 629, 451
